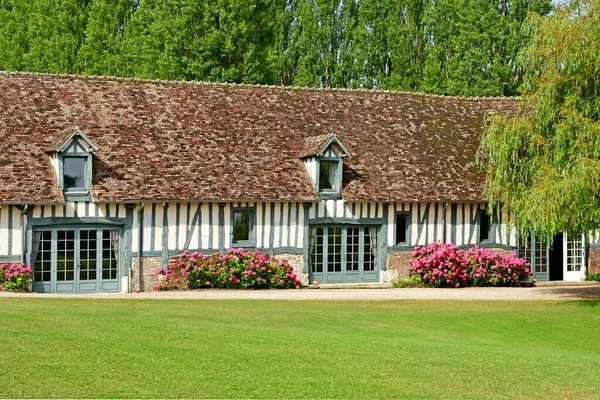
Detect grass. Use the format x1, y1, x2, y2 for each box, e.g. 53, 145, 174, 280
1, 299, 599, 399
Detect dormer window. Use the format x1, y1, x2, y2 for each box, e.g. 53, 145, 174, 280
319, 160, 338, 191
63, 156, 88, 191
46, 127, 98, 200
300, 133, 351, 200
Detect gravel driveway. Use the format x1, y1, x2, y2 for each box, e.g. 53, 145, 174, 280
2, 285, 599, 300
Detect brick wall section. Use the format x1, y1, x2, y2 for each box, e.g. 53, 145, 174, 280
131, 257, 161, 292
486, 248, 516, 257
387, 251, 413, 279
589, 247, 600, 276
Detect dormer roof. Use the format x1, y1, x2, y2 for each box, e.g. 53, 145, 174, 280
47, 126, 99, 153
299, 133, 352, 159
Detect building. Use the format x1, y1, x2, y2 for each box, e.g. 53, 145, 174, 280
0, 71, 596, 292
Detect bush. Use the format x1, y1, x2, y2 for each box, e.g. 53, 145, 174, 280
409, 242, 469, 288
153, 268, 179, 291
393, 279, 410, 288
409, 242, 531, 288
177, 248, 302, 290
0, 263, 33, 292
588, 266, 600, 282
465, 247, 531, 287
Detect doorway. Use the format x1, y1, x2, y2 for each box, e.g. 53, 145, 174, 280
549, 233, 563, 281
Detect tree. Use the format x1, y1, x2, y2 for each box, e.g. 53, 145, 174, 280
0, 0, 90, 73
479, 0, 600, 239
76, 0, 138, 76
119, 0, 281, 83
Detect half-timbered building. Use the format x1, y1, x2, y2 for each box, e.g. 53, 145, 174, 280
0, 71, 596, 292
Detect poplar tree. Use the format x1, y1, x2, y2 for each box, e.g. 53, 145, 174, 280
76, 0, 137, 76
479, 0, 600, 238
0, 0, 90, 73
120, 0, 280, 83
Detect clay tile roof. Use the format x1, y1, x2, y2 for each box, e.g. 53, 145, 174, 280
0, 71, 519, 204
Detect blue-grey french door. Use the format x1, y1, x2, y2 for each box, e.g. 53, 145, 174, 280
32, 227, 120, 293
309, 226, 379, 284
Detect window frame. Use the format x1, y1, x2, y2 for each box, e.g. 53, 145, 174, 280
59, 153, 92, 196
394, 211, 411, 246
316, 157, 342, 199
60, 154, 90, 193
231, 207, 256, 248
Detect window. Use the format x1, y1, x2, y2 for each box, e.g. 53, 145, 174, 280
232, 209, 255, 247
319, 160, 338, 191
63, 156, 87, 191
479, 210, 490, 241
395, 213, 410, 245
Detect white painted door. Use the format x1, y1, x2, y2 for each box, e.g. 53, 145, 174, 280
563, 233, 585, 281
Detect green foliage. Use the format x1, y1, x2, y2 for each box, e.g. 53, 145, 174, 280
393, 278, 410, 288
589, 266, 600, 282
480, 0, 600, 239
0, 0, 90, 73
75, 0, 136, 76
0, 0, 551, 95
119, 0, 281, 82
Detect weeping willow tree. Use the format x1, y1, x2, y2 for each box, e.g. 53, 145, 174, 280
479, 0, 600, 239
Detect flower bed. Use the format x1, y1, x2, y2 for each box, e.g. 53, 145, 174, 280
156, 249, 302, 291
409, 242, 531, 288
0, 263, 33, 292
588, 266, 600, 282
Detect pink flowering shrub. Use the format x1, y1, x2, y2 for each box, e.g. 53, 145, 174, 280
409, 242, 531, 288
588, 266, 600, 282
153, 268, 179, 291
409, 242, 469, 287
0, 263, 33, 292
465, 247, 531, 286
177, 248, 302, 289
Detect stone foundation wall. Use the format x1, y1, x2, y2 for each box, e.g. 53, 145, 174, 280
0, 260, 21, 265
588, 247, 600, 276
131, 256, 162, 292
386, 251, 413, 280
276, 253, 308, 286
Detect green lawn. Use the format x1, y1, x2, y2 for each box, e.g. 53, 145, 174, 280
1, 299, 599, 399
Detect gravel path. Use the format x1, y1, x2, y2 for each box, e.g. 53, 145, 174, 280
2, 285, 599, 300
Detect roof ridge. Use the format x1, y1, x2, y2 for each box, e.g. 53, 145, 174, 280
0, 70, 521, 101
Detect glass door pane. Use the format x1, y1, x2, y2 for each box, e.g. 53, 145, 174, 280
327, 227, 342, 272
346, 227, 360, 271
79, 230, 97, 281
34, 231, 52, 282
310, 227, 324, 273
102, 230, 119, 280
57, 230, 75, 281
363, 227, 377, 272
